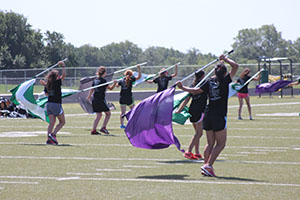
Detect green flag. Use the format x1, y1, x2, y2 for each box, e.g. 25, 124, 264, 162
10, 79, 77, 123
172, 91, 191, 125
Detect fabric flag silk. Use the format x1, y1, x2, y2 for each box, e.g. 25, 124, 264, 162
10, 79, 49, 122
255, 80, 291, 94
228, 82, 243, 98
172, 91, 191, 125
10, 79, 77, 123
132, 72, 156, 87
124, 87, 184, 152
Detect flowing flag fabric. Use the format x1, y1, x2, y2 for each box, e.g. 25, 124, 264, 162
77, 73, 113, 113
172, 91, 191, 125
10, 79, 49, 122
255, 80, 292, 94
228, 82, 243, 98
124, 87, 184, 152
36, 88, 78, 107
10, 79, 78, 123
133, 72, 156, 87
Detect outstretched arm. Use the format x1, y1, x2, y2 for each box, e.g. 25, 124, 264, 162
107, 80, 118, 90
176, 81, 203, 95
59, 61, 66, 81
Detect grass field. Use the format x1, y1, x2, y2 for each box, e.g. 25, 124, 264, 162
0, 95, 300, 199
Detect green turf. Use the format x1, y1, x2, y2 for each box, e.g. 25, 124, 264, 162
0, 95, 300, 199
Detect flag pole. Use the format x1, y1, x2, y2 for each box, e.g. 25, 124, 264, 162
237, 68, 263, 90
80, 80, 116, 92
147, 62, 180, 81
112, 62, 147, 75
179, 50, 234, 83
34, 58, 68, 78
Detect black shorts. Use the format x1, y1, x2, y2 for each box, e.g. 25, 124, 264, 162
203, 113, 227, 131
189, 109, 204, 123
92, 99, 109, 112
119, 96, 134, 106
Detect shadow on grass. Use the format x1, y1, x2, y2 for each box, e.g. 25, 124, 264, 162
157, 159, 203, 164
138, 174, 189, 180
22, 143, 73, 147
216, 176, 262, 182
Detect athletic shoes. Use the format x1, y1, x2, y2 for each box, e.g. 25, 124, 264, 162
100, 127, 109, 135
48, 134, 58, 144
183, 152, 197, 160
46, 139, 56, 145
91, 130, 101, 135
249, 116, 253, 120
201, 165, 216, 177
120, 125, 126, 129
238, 116, 243, 120
194, 153, 203, 160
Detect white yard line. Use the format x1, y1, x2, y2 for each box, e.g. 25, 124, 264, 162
229, 102, 300, 108
0, 180, 39, 184
0, 155, 300, 165
66, 172, 104, 176
0, 175, 299, 187
96, 169, 132, 172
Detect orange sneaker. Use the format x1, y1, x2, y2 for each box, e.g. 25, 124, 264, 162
183, 152, 197, 160
194, 153, 203, 160
201, 165, 216, 177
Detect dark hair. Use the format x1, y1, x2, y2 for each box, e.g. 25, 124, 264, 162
215, 62, 227, 81
97, 66, 106, 77
124, 70, 133, 87
193, 70, 205, 86
45, 70, 59, 91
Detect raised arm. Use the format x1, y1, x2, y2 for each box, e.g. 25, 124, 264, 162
219, 55, 239, 79
59, 61, 66, 81
135, 65, 142, 80
171, 64, 178, 78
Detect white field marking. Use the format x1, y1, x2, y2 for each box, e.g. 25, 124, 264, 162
1, 155, 300, 165
254, 149, 287, 152
0, 180, 38, 184
237, 152, 267, 155
65, 112, 120, 117
96, 169, 132, 172
229, 102, 300, 108
123, 165, 157, 168
257, 113, 299, 117
0, 131, 71, 138
66, 173, 103, 176
294, 148, 300, 150
1, 175, 300, 187
0, 187, 3, 189
0, 142, 296, 150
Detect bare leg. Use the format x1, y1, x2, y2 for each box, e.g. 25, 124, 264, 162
92, 112, 102, 131
238, 97, 243, 119
203, 130, 215, 164
102, 111, 111, 128
47, 114, 56, 137
52, 113, 66, 135
245, 96, 252, 119
120, 105, 126, 126
188, 122, 203, 154
207, 129, 227, 166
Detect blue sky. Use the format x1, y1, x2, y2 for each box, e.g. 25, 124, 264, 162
1, 0, 300, 55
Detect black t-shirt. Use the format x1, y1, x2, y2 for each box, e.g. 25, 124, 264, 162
298, 78, 300, 84
118, 76, 136, 97
189, 80, 209, 113
44, 79, 62, 104
205, 73, 232, 116
237, 75, 251, 93
153, 76, 172, 92
92, 77, 107, 101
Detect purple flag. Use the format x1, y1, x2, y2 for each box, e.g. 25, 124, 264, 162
125, 87, 184, 152
255, 80, 292, 94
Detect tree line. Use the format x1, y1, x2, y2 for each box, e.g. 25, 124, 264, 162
1, 11, 300, 70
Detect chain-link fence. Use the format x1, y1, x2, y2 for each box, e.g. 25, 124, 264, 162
1, 63, 299, 94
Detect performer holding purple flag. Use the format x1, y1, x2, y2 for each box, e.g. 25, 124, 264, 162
177, 54, 239, 177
